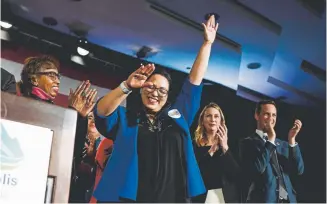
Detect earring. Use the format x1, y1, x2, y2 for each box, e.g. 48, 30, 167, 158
31, 77, 38, 86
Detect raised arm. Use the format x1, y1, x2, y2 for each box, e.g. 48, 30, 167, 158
97, 64, 155, 116
189, 15, 219, 85
173, 16, 219, 125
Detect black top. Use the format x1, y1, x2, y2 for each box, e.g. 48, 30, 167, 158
194, 146, 224, 189
136, 110, 187, 203
193, 144, 241, 203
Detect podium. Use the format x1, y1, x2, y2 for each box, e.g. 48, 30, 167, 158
1, 92, 78, 203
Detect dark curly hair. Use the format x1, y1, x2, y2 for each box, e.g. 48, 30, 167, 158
147, 68, 172, 89
19, 55, 60, 97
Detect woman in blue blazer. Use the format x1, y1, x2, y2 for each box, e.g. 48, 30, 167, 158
93, 15, 219, 203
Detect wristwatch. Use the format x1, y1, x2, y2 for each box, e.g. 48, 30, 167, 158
120, 81, 132, 94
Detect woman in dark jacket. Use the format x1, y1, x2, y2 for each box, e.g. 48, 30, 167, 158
192, 102, 241, 203
18, 55, 98, 203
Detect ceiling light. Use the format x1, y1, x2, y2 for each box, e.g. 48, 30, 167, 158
76, 38, 89, 56
71, 55, 85, 65
0, 21, 12, 29
1, 30, 10, 41
77, 47, 89, 56
247, 62, 261, 69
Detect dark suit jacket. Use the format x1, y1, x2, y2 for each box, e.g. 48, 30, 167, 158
1, 68, 17, 94
239, 133, 304, 203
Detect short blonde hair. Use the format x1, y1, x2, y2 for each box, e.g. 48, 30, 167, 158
194, 102, 225, 147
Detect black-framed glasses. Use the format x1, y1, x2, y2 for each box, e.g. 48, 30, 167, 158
36, 71, 61, 80
143, 85, 168, 97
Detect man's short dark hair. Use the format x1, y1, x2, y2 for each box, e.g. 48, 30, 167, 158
255, 100, 277, 114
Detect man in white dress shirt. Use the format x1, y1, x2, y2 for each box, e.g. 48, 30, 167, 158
239, 100, 304, 203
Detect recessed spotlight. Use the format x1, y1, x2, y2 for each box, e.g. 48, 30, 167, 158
247, 62, 261, 69
71, 55, 85, 65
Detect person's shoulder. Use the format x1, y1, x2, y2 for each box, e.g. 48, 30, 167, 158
1, 68, 16, 91
240, 133, 257, 142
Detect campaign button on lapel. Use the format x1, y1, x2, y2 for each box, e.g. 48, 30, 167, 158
168, 109, 181, 119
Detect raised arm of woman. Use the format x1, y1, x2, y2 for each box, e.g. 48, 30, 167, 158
189, 15, 219, 85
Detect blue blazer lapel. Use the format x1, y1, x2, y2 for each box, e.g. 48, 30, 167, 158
165, 107, 189, 135
172, 116, 189, 135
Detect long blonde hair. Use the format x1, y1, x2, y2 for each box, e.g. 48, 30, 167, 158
194, 102, 225, 147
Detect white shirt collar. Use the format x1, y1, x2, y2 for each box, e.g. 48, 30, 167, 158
256, 129, 268, 141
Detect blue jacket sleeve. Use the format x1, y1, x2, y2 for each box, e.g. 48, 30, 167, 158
172, 78, 203, 127
288, 145, 304, 175
93, 100, 122, 141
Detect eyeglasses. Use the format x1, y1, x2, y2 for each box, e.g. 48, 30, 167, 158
88, 114, 95, 122
143, 85, 168, 97
36, 71, 61, 80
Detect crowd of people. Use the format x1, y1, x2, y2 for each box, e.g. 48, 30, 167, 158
1, 15, 304, 203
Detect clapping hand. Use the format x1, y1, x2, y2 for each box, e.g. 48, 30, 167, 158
68, 80, 98, 117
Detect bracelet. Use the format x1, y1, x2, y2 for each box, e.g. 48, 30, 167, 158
119, 81, 132, 94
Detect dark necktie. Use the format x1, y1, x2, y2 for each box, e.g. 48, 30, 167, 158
263, 135, 288, 200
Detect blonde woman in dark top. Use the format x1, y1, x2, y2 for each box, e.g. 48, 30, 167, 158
193, 102, 241, 203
